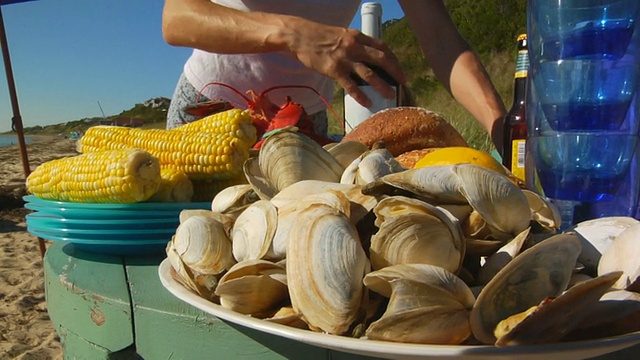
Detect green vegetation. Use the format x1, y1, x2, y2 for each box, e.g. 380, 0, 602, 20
118, 102, 169, 125
13, 1, 524, 154
331, 1, 525, 153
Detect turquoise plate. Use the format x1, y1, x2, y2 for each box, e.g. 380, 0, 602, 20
24, 199, 210, 220
25, 213, 179, 231
26, 225, 175, 240
23, 196, 203, 256
28, 226, 169, 255
28, 227, 172, 245
23, 195, 211, 211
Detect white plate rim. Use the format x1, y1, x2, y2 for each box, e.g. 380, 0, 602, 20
157, 259, 640, 359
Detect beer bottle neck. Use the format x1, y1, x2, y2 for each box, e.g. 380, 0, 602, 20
512, 76, 527, 106
511, 47, 528, 107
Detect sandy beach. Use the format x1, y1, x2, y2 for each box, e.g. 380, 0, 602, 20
1, 135, 77, 360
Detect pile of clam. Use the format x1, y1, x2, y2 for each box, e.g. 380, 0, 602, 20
166, 129, 640, 346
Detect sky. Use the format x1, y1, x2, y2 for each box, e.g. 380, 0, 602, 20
0, 0, 405, 133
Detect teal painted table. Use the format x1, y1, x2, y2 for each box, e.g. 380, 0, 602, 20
44, 242, 374, 360
44, 241, 640, 360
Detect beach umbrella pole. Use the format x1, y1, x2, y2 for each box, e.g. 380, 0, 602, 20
0, 6, 46, 257
0, 7, 30, 177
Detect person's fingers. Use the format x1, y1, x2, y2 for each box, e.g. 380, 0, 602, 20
352, 62, 396, 99
336, 72, 371, 107
352, 32, 406, 85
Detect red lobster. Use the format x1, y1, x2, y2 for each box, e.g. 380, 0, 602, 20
183, 83, 342, 149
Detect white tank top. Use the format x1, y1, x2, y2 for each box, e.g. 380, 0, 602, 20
183, 0, 360, 115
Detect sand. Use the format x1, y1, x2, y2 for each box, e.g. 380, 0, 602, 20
1, 135, 78, 360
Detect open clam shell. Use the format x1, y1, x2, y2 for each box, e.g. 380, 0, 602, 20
270, 180, 378, 224
369, 197, 465, 273
363, 264, 475, 344
563, 289, 640, 341
364, 164, 531, 237
325, 140, 370, 169
257, 130, 345, 194
231, 199, 278, 262
340, 148, 406, 185
214, 259, 288, 317
166, 214, 236, 299
469, 233, 582, 344
494, 271, 622, 346
170, 215, 235, 276
476, 227, 531, 285
569, 216, 639, 276
271, 189, 352, 261
597, 222, 640, 290
286, 203, 369, 335
522, 189, 562, 232
210, 184, 258, 216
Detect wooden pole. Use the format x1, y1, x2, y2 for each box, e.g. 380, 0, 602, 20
0, 6, 46, 257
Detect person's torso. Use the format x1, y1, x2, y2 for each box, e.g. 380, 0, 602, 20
184, 0, 360, 114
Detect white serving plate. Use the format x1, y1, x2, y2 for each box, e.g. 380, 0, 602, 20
158, 259, 640, 360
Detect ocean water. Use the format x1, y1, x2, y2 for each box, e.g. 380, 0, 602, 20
0, 135, 32, 147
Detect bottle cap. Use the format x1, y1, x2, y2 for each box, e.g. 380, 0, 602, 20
361, 2, 382, 17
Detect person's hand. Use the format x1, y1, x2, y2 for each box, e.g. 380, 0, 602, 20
162, 0, 406, 108
283, 19, 406, 107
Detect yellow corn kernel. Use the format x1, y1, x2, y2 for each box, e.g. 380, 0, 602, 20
77, 126, 252, 180
191, 174, 249, 202
149, 167, 194, 203
173, 108, 257, 147
26, 148, 161, 203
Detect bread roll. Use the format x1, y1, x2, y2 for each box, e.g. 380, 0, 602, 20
341, 107, 468, 156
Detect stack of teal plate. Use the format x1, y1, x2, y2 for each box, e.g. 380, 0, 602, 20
24, 195, 210, 256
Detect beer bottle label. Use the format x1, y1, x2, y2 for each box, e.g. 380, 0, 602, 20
511, 139, 526, 180
515, 50, 529, 79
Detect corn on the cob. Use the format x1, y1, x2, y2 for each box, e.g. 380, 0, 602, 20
149, 168, 194, 203
78, 126, 253, 180
26, 148, 161, 203
174, 108, 257, 147
191, 174, 248, 202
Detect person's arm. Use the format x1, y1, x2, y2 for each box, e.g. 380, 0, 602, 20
398, 0, 507, 151
162, 0, 406, 108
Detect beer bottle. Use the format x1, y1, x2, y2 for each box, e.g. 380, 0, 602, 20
502, 33, 528, 181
